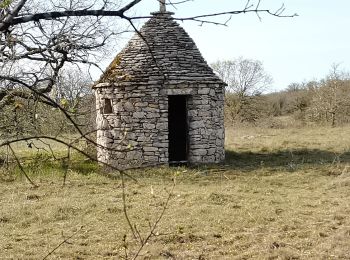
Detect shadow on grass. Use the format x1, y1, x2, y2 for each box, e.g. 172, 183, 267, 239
23, 157, 99, 177
5, 149, 350, 180
224, 148, 350, 171
67, 162, 99, 175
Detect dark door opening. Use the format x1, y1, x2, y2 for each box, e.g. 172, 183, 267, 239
168, 95, 188, 163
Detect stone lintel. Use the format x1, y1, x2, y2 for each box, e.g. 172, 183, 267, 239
92, 82, 112, 89
160, 88, 195, 96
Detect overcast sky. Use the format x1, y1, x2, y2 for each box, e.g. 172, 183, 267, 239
109, 0, 350, 92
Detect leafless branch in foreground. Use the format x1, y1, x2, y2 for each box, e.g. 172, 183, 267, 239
42, 225, 85, 260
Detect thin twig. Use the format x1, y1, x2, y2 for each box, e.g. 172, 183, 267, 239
132, 179, 176, 259
121, 171, 138, 240
42, 225, 84, 260
8, 144, 37, 188
62, 147, 71, 186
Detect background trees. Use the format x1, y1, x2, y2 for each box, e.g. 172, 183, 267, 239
211, 59, 350, 128
211, 57, 273, 124
254, 66, 350, 128
306, 65, 350, 126
211, 58, 273, 97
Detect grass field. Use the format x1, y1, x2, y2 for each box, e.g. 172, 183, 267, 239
1, 126, 350, 259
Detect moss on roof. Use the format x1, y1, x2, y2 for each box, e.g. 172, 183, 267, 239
98, 12, 225, 86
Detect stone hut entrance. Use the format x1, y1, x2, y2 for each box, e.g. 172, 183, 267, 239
93, 1, 226, 169
168, 95, 189, 163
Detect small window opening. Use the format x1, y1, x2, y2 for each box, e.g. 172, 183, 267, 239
102, 98, 113, 114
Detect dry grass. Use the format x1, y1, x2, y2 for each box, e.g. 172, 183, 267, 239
226, 125, 350, 153
1, 126, 350, 259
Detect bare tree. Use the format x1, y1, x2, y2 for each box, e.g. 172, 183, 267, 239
211, 57, 273, 97
54, 68, 92, 108
211, 57, 273, 122
307, 64, 350, 127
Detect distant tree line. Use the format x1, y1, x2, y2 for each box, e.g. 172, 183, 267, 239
212, 60, 350, 128
268, 64, 350, 127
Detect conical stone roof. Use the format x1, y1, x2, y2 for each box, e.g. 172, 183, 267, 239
98, 12, 225, 86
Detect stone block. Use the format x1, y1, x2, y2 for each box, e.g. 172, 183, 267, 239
135, 102, 148, 107
143, 147, 158, 152
204, 155, 215, 162
143, 123, 156, 129
124, 101, 134, 112
137, 136, 149, 142
144, 156, 159, 162
191, 144, 208, 149
115, 102, 123, 111
156, 123, 168, 130
126, 151, 142, 160
154, 142, 168, 148
191, 121, 205, 129
149, 104, 159, 108
114, 152, 126, 159
147, 113, 161, 118
198, 111, 211, 117
100, 119, 112, 130
133, 112, 145, 118
207, 148, 216, 156
144, 107, 158, 113
189, 156, 202, 162
198, 88, 210, 95
192, 149, 207, 156
188, 110, 198, 117
127, 140, 138, 147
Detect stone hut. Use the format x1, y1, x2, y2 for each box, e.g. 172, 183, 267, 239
93, 2, 226, 169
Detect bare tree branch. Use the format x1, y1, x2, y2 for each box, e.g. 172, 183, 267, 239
42, 225, 85, 260
8, 143, 37, 187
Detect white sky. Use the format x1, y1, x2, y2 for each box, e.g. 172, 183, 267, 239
104, 0, 350, 92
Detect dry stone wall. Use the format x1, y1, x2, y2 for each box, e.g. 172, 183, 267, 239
95, 83, 168, 169
95, 82, 225, 169
187, 85, 225, 163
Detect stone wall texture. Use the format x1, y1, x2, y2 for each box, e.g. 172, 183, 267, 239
93, 11, 226, 169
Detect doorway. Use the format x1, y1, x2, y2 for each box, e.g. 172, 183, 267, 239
168, 95, 189, 163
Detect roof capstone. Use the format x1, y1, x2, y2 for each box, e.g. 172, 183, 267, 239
159, 0, 166, 13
